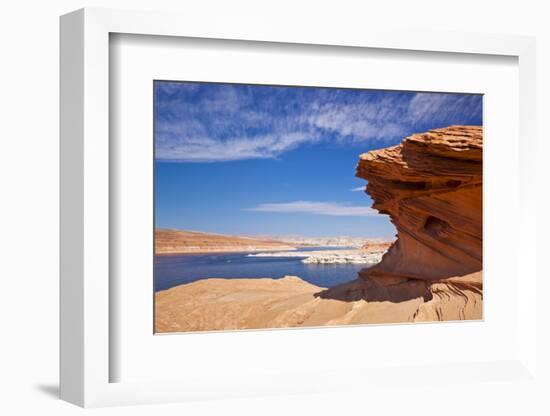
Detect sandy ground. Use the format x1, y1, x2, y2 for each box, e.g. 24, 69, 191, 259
155, 272, 482, 333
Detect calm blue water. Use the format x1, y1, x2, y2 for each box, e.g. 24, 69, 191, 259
155, 247, 369, 292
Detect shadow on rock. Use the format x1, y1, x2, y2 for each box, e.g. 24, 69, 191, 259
314, 277, 433, 303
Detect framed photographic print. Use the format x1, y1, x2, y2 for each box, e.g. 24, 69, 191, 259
60, 7, 539, 408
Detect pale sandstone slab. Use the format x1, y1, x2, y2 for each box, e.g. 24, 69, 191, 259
155, 273, 482, 333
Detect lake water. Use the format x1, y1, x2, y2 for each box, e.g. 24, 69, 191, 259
155, 247, 370, 292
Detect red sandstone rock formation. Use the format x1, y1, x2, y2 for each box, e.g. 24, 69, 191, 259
356, 125, 483, 287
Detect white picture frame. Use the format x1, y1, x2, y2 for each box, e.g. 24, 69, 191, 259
60, 7, 538, 408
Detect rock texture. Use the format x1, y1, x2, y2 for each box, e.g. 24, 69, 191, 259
356, 125, 483, 285
155, 276, 325, 332
155, 229, 295, 255
155, 272, 482, 333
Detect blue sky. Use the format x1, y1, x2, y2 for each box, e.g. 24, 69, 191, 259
155, 81, 482, 238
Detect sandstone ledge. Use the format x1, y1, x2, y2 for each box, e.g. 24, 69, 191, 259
155, 273, 482, 333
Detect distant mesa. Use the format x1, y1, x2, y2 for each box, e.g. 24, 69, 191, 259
155, 229, 389, 255
155, 229, 296, 254
360, 241, 394, 254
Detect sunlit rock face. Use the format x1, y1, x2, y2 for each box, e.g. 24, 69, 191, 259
356, 125, 483, 286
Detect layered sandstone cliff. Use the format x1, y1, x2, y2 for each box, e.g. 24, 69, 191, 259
355, 125, 483, 286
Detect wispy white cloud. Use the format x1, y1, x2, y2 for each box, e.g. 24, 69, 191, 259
155, 132, 312, 162
247, 201, 377, 217
407, 93, 482, 125
350, 187, 365, 192
155, 83, 482, 162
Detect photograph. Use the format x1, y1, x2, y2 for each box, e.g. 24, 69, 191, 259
153, 81, 483, 333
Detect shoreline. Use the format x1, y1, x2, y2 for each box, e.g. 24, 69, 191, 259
248, 248, 386, 264
156, 243, 393, 257
154, 248, 373, 293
